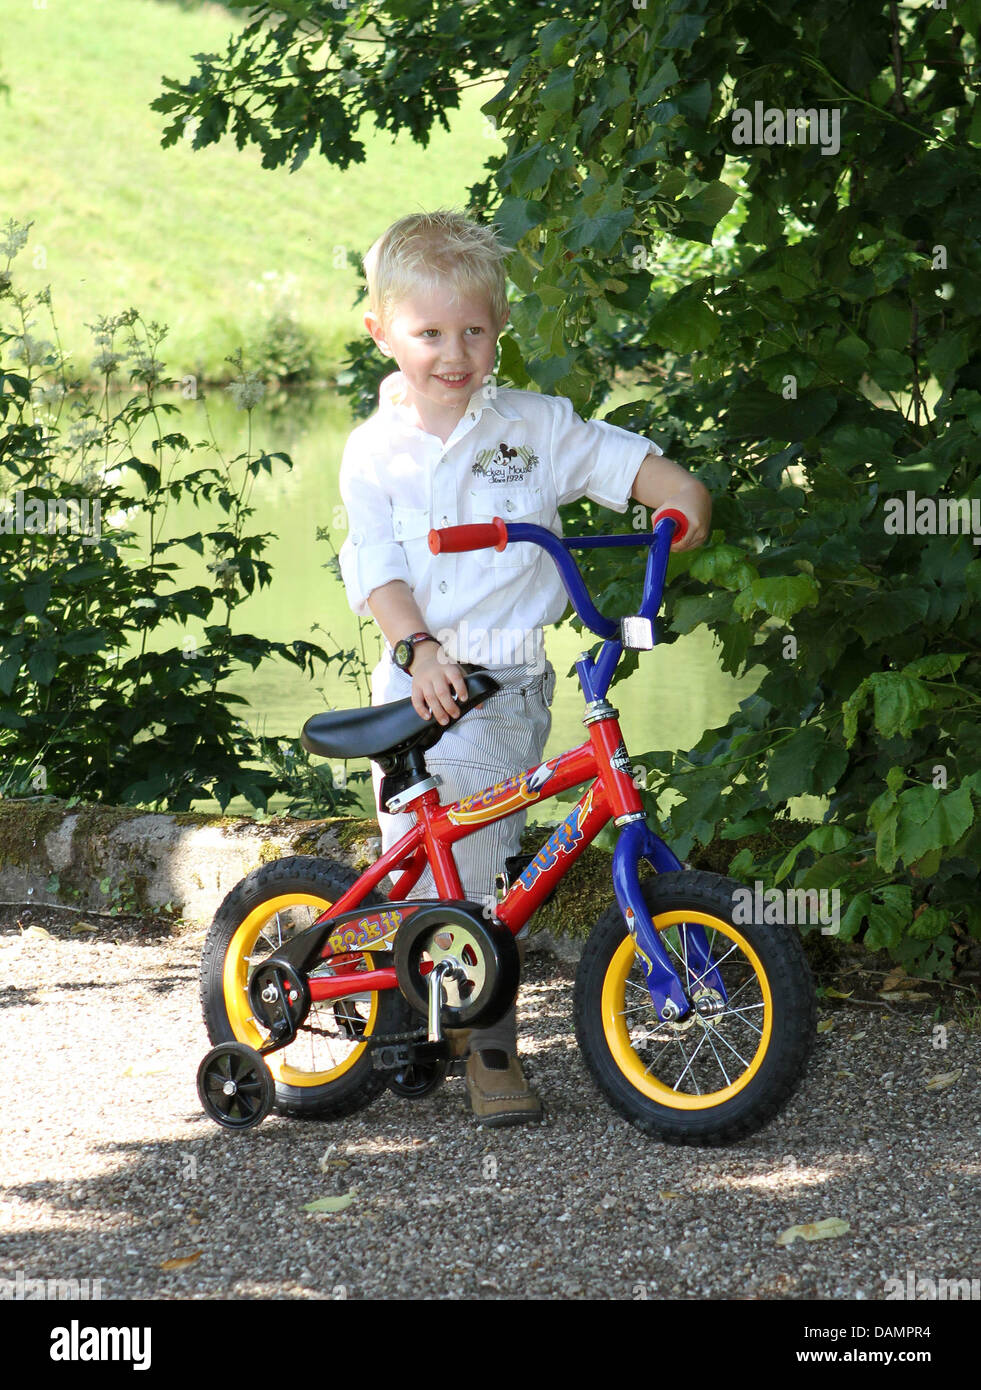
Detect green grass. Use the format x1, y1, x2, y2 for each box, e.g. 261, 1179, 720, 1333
1, 0, 500, 381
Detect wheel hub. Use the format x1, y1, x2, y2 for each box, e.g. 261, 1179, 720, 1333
693, 987, 726, 1022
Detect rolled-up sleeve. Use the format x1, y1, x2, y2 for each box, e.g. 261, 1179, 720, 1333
547, 395, 662, 512
337, 437, 410, 617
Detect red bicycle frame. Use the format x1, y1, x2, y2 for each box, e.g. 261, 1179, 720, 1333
303, 719, 642, 1004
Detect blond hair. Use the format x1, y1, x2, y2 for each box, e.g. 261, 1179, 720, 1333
363, 210, 511, 331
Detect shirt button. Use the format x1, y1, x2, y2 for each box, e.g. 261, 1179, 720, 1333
505, 500, 514, 512
439, 580, 448, 593
441, 515, 449, 526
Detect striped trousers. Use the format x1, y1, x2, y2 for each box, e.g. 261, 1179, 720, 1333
369, 648, 556, 1052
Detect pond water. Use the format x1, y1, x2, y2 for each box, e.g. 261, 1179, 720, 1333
114, 388, 763, 816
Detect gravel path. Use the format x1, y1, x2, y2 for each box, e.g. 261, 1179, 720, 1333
2, 909, 979, 1304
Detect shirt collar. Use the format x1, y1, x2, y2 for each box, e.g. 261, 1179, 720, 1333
376, 371, 520, 425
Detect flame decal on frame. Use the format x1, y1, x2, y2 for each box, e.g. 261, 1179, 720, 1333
446, 759, 556, 826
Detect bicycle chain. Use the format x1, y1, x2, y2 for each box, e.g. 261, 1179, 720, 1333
297, 1020, 427, 1046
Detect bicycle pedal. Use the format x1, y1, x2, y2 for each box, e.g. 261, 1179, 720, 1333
371, 1042, 414, 1072
371, 1040, 450, 1072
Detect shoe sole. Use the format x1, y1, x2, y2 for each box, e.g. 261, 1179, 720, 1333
465, 1093, 547, 1127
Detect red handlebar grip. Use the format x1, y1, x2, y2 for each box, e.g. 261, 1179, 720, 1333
429, 517, 508, 554
650, 506, 689, 543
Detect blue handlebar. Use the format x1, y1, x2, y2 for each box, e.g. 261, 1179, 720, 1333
504, 513, 682, 639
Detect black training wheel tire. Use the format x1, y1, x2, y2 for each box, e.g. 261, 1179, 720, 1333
197, 1043, 276, 1130
574, 870, 817, 1146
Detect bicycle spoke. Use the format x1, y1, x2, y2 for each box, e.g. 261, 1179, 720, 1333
670, 1028, 712, 1092
685, 940, 740, 993
701, 1027, 732, 1089
725, 1005, 764, 1036
699, 1019, 752, 1070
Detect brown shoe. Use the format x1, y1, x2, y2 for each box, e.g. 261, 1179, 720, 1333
465, 1050, 544, 1127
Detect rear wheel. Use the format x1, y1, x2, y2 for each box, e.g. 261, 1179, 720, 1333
574, 871, 816, 1145
200, 856, 411, 1120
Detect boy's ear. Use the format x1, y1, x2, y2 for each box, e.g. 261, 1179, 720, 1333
499, 306, 510, 331
364, 310, 392, 357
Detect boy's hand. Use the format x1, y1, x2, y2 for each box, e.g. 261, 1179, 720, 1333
654, 483, 712, 551
630, 453, 712, 551
409, 646, 471, 726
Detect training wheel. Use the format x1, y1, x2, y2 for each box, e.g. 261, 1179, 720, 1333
197, 1042, 276, 1130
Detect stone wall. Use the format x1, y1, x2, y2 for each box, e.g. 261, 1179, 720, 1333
0, 798, 633, 959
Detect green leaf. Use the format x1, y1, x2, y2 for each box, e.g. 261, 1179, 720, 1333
872, 674, 934, 740
734, 575, 820, 621
908, 906, 951, 941
867, 296, 911, 351
661, 13, 705, 50
894, 784, 975, 866
865, 885, 911, 950
23, 579, 51, 616
689, 543, 755, 590
767, 725, 826, 802
27, 641, 57, 687
838, 892, 871, 941
670, 591, 733, 633
682, 181, 737, 227
648, 298, 719, 352
901, 653, 966, 680
540, 67, 575, 113
0, 653, 21, 695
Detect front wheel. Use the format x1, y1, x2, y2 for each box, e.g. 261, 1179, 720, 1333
574, 871, 816, 1146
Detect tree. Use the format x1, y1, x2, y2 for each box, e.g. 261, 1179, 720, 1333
154, 0, 981, 975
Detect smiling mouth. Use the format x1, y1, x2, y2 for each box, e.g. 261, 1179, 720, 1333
434, 372, 472, 387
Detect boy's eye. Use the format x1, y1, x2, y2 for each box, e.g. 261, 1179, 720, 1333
418, 327, 485, 338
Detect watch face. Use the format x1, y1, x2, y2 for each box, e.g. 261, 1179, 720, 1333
393, 639, 413, 670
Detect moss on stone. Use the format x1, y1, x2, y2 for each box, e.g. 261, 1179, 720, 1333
0, 797, 73, 870
171, 811, 242, 828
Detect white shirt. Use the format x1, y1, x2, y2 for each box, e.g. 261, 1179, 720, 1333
338, 372, 662, 665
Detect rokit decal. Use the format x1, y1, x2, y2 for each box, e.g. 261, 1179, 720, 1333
327, 908, 403, 954
447, 760, 556, 826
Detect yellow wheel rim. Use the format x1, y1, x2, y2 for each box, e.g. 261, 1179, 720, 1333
601, 910, 772, 1109
223, 893, 380, 1089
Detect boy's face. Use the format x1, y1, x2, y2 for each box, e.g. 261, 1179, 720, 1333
365, 284, 507, 432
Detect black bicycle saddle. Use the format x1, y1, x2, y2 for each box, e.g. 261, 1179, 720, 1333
300, 665, 501, 763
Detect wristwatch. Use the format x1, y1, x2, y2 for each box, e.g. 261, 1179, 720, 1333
392, 631, 440, 672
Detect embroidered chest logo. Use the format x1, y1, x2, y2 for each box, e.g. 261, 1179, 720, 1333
471, 442, 540, 485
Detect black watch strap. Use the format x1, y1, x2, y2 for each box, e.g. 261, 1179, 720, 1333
392, 631, 440, 672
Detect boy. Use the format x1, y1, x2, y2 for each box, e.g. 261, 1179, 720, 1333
338, 210, 710, 1126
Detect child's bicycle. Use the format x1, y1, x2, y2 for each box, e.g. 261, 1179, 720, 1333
196, 510, 816, 1145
